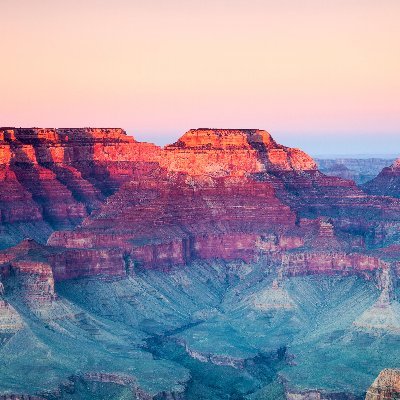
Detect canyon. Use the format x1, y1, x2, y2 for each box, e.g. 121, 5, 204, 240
0, 127, 399, 399
316, 158, 395, 184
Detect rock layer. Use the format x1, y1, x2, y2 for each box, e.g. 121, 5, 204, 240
0, 127, 161, 247
162, 128, 317, 176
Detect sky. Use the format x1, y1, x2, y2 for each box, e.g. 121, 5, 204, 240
1, 0, 399, 155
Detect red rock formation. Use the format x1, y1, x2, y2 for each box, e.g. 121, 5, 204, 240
280, 251, 389, 277
43, 128, 400, 277
49, 248, 125, 280
0, 166, 42, 224
0, 127, 161, 246
161, 128, 317, 177
160, 129, 400, 251
0, 239, 125, 284
47, 169, 299, 272
3, 126, 400, 280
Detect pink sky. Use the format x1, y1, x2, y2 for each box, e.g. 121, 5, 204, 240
1, 0, 399, 154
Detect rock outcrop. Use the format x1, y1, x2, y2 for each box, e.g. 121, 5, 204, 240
253, 271, 296, 310
365, 369, 400, 400
47, 170, 298, 273
0, 298, 24, 335
353, 269, 400, 334
164, 131, 400, 249
280, 252, 389, 277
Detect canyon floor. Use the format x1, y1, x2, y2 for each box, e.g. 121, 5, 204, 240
2, 261, 400, 399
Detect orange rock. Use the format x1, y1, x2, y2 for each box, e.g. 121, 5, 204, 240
161, 128, 317, 177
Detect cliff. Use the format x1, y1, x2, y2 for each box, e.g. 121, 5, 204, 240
0, 127, 161, 248
0, 239, 56, 306
47, 170, 298, 273
162, 130, 400, 246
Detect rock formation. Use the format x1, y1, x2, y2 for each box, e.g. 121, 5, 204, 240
0, 127, 387, 278
47, 171, 297, 273
0, 127, 161, 247
0, 240, 56, 306
363, 158, 400, 198
162, 128, 317, 177
365, 369, 400, 400
0, 128, 371, 279
0, 298, 24, 335
253, 269, 296, 310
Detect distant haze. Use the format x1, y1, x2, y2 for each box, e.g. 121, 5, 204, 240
1, 0, 399, 155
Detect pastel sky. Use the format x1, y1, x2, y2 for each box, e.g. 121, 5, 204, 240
1, 0, 399, 155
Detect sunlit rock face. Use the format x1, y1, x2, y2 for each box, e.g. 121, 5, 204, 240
363, 157, 400, 198
2, 127, 400, 254
365, 369, 400, 400
162, 128, 317, 176
161, 128, 399, 231
40, 128, 400, 277
0, 127, 161, 247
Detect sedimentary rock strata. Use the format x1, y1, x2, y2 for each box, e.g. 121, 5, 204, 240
161, 128, 317, 176
0, 127, 161, 246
